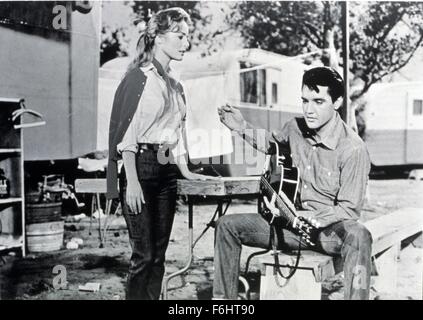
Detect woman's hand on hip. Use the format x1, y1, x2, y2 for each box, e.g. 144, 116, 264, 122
126, 181, 145, 214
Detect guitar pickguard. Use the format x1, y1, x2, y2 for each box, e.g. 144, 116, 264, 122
267, 141, 300, 205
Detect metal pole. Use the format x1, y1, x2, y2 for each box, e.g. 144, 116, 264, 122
342, 1, 350, 125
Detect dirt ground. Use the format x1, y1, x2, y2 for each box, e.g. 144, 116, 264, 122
1, 178, 422, 300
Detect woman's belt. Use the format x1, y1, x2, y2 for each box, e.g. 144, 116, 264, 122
138, 143, 163, 152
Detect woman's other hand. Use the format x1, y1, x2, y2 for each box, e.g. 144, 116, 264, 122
126, 181, 145, 214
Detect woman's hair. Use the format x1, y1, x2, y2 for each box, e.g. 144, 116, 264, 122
126, 7, 191, 73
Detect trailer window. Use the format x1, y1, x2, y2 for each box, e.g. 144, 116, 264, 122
272, 83, 278, 105
413, 100, 423, 116
240, 62, 266, 106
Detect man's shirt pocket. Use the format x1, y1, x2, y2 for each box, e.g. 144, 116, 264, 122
314, 165, 339, 196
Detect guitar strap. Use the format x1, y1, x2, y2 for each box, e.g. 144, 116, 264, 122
261, 143, 304, 282
270, 220, 303, 281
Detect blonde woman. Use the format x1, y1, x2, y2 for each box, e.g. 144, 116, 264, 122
107, 7, 214, 300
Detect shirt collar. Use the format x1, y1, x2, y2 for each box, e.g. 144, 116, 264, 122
139, 63, 154, 73
307, 112, 344, 150
139, 60, 173, 76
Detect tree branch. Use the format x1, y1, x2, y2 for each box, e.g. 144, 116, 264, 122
352, 33, 423, 101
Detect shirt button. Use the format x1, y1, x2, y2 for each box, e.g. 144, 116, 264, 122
304, 202, 308, 207
307, 165, 311, 170
313, 146, 317, 150
304, 184, 307, 189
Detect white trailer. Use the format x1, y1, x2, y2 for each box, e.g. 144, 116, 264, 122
363, 82, 423, 167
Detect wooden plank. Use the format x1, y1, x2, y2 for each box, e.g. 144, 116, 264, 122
177, 180, 225, 196
75, 179, 107, 194
372, 244, 400, 293
177, 177, 260, 196
260, 250, 335, 283
0, 197, 22, 205
364, 208, 423, 255
0, 149, 21, 153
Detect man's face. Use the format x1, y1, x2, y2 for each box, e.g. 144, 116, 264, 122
301, 85, 340, 131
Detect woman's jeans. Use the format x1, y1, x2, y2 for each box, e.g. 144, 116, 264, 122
119, 148, 178, 300
213, 214, 373, 300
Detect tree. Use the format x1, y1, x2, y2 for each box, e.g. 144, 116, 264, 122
349, 2, 423, 101
227, 1, 342, 65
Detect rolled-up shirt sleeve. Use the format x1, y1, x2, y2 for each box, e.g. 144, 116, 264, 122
117, 109, 139, 154
313, 145, 371, 227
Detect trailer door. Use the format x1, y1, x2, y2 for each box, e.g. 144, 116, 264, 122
406, 95, 423, 163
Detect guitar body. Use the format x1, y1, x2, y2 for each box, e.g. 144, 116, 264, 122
266, 142, 300, 206
260, 141, 317, 246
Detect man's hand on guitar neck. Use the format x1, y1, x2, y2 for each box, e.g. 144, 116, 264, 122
264, 195, 321, 229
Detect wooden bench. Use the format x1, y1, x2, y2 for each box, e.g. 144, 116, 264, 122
259, 207, 423, 300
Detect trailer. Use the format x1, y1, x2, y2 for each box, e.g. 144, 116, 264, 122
0, 2, 101, 161
363, 82, 423, 167
98, 49, 308, 176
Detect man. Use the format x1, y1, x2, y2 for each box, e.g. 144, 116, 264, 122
215, 66, 372, 300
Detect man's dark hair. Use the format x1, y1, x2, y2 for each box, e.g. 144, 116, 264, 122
302, 67, 344, 102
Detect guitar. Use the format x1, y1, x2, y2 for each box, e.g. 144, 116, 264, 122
260, 141, 318, 246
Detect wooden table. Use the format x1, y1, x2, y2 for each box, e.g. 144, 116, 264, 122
161, 177, 261, 299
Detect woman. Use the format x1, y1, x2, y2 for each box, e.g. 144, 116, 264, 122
106, 7, 214, 300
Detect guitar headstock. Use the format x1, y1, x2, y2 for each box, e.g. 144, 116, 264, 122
293, 216, 318, 246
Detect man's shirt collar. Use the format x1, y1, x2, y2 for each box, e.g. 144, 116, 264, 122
305, 112, 343, 150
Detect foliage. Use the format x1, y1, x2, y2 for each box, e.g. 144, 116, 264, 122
349, 1, 423, 100
227, 1, 342, 64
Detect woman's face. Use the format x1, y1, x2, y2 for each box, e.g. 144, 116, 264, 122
156, 21, 190, 61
